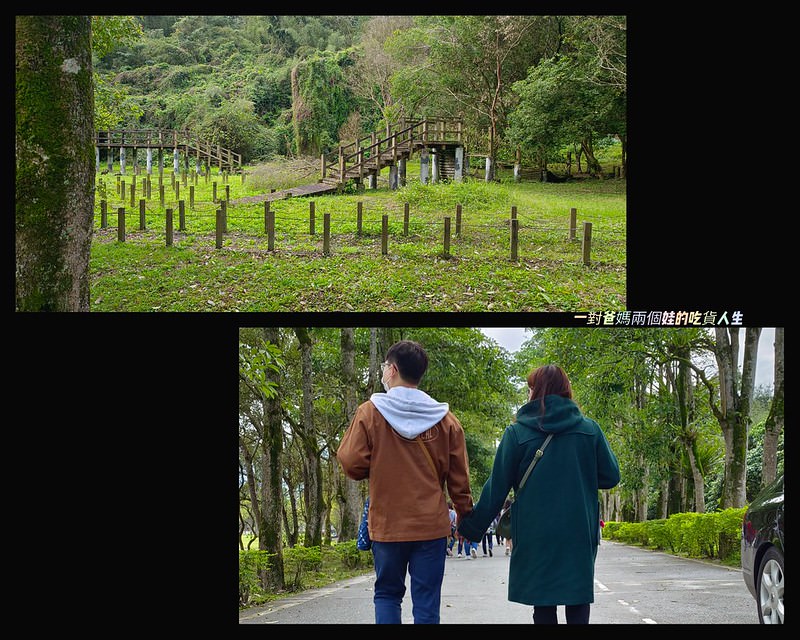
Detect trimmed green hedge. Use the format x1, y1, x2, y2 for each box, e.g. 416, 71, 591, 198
602, 507, 746, 565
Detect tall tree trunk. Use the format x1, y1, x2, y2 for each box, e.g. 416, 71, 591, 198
761, 328, 784, 486
259, 327, 285, 591
658, 479, 669, 519
714, 327, 761, 508
674, 346, 705, 513
16, 16, 95, 311
580, 137, 602, 176
336, 327, 363, 541
295, 327, 324, 547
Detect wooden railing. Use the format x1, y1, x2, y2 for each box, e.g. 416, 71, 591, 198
95, 129, 242, 170
321, 117, 463, 184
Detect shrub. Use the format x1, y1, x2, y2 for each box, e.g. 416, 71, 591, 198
238, 549, 273, 608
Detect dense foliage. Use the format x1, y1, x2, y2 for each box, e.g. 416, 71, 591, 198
93, 15, 626, 171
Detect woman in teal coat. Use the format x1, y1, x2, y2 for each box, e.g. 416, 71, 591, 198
457, 365, 620, 624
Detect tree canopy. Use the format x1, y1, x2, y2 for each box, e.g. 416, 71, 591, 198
93, 15, 626, 170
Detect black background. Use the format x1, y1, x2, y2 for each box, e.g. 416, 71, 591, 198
12, 7, 784, 627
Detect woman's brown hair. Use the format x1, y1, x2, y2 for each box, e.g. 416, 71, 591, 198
527, 365, 573, 417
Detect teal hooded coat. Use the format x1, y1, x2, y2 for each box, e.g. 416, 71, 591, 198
457, 394, 620, 606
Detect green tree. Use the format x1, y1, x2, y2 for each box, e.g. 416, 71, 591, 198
239, 328, 287, 591
91, 16, 144, 129
291, 49, 357, 155
509, 16, 627, 175
16, 15, 94, 311
389, 16, 561, 177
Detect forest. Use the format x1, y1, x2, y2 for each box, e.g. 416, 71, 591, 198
93, 15, 627, 176
238, 326, 783, 592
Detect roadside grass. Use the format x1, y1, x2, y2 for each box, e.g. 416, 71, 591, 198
239, 538, 374, 610
90, 157, 625, 312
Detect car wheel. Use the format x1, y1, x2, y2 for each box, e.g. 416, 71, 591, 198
756, 547, 784, 624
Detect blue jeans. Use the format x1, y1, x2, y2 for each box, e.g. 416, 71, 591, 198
371, 538, 447, 624
457, 538, 478, 555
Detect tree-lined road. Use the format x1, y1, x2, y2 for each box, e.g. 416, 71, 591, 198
238, 540, 758, 625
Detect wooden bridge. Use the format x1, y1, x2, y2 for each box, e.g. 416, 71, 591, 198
320, 117, 465, 189
95, 129, 242, 173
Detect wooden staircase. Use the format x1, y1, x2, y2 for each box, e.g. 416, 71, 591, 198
321, 117, 463, 188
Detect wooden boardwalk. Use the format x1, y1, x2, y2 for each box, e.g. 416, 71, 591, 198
229, 181, 338, 206
95, 129, 242, 172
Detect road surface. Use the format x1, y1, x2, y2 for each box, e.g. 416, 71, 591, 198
239, 540, 758, 625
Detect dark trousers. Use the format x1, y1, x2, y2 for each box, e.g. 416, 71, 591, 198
533, 604, 590, 624
372, 538, 447, 624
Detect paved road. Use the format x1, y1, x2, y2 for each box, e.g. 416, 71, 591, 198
238, 540, 759, 625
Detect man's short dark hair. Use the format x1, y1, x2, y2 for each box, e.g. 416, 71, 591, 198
385, 340, 428, 384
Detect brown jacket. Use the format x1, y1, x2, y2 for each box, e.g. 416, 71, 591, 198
338, 395, 473, 542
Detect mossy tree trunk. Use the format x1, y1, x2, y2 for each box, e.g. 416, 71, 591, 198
336, 327, 363, 542
16, 16, 95, 311
713, 328, 762, 509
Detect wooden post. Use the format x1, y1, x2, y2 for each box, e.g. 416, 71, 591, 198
216, 209, 223, 249
266, 203, 275, 251
190, 185, 195, 210
221, 199, 227, 234
309, 201, 316, 235
321, 153, 326, 179
582, 222, 592, 265
212, 182, 217, 203
178, 200, 186, 231
381, 214, 388, 255
569, 207, 577, 241
443, 216, 451, 259
511, 205, 517, 220
159, 183, 165, 207
121, 179, 126, 200
139, 199, 146, 230
403, 203, 409, 236
225, 184, 230, 202
174, 181, 180, 203
100, 200, 107, 228
357, 201, 363, 235
323, 213, 331, 255
166, 208, 173, 246
146, 176, 152, 199
510, 218, 518, 261
117, 207, 125, 242
456, 204, 462, 236
130, 180, 136, 208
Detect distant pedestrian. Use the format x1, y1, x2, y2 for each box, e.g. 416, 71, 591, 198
499, 499, 512, 555
457, 364, 620, 624
482, 516, 497, 556
447, 502, 457, 556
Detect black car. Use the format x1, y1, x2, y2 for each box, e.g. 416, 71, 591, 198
741, 473, 784, 624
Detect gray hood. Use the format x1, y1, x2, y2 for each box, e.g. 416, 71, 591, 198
369, 386, 450, 439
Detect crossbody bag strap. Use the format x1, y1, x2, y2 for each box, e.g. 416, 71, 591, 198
518, 433, 553, 491
416, 437, 446, 492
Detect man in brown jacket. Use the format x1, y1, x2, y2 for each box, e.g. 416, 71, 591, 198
338, 339, 473, 624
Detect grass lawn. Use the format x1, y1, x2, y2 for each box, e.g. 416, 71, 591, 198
90, 158, 625, 312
